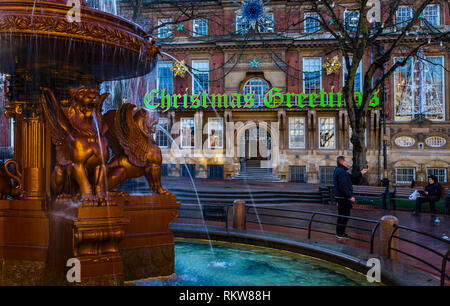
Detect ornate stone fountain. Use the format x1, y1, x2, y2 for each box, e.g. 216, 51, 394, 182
0, 0, 179, 285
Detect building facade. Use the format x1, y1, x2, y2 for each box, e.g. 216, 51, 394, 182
115, 0, 450, 185
1, 0, 448, 187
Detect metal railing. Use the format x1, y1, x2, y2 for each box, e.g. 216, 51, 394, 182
245, 206, 380, 254
387, 224, 450, 286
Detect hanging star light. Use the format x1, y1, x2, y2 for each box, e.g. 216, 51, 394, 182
231, 0, 275, 34
170, 60, 187, 78
324, 56, 342, 75
250, 59, 259, 68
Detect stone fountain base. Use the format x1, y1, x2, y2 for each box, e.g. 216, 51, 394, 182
0, 194, 180, 285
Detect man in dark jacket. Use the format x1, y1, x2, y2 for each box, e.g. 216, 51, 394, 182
412, 175, 442, 223
333, 156, 368, 239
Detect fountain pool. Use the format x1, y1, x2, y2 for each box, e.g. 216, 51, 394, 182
132, 238, 381, 286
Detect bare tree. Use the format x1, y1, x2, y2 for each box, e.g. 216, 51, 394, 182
301, 0, 449, 179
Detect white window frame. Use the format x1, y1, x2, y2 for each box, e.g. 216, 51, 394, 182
191, 60, 209, 94
422, 5, 440, 26
288, 117, 306, 149
193, 18, 208, 37
427, 168, 448, 183
396, 6, 412, 28
304, 13, 321, 33
344, 11, 359, 31
302, 57, 322, 95
157, 61, 173, 95
395, 168, 416, 184
207, 118, 224, 149
180, 118, 195, 149
243, 78, 270, 107
155, 117, 169, 148
318, 117, 336, 150
158, 19, 172, 38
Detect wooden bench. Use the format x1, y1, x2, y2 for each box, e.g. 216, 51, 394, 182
352, 185, 389, 206
202, 204, 230, 228
390, 181, 450, 214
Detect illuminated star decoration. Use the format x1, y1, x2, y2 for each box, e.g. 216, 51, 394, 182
324, 56, 342, 75
250, 59, 259, 68
231, 0, 275, 34
170, 60, 187, 78
176, 23, 184, 31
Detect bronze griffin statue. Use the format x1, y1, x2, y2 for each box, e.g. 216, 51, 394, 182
104, 103, 170, 195
41, 87, 169, 206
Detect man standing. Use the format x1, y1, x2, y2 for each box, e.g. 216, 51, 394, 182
333, 156, 369, 239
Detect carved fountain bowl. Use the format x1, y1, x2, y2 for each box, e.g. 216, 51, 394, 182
0, 0, 159, 81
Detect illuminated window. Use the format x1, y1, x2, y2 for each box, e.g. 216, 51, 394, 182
208, 118, 224, 149
180, 118, 195, 148
394, 56, 444, 120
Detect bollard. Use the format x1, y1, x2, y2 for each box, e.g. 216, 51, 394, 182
233, 200, 246, 230
379, 215, 399, 259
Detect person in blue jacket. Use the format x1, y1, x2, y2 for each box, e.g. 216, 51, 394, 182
333, 156, 368, 239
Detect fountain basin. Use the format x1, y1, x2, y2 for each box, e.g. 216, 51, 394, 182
0, 0, 159, 83
133, 238, 379, 286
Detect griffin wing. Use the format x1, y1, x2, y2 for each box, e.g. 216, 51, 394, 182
114, 103, 150, 167
41, 88, 73, 166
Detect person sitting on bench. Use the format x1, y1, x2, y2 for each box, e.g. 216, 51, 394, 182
412, 175, 442, 223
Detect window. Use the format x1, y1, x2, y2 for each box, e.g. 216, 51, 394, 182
304, 13, 320, 33
192, 60, 209, 94
158, 19, 172, 38
303, 58, 322, 95
319, 167, 334, 185
394, 136, 415, 147
319, 117, 336, 149
181, 164, 196, 178
425, 136, 446, 148
427, 168, 448, 183
348, 127, 367, 149
344, 11, 359, 31
236, 13, 274, 33
157, 62, 173, 95
343, 58, 362, 92
395, 168, 416, 184
394, 56, 444, 120
422, 5, 440, 26
396, 6, 412, 28
208, 118, 224, 149
288, 117, 306, 149
180, 118, 195, 148
243, 78, 269, 107
156, 117, 169, 148
193, 19, 208, 36
289, 166, 306, 183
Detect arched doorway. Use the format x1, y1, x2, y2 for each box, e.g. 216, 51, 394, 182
238, 124, 272, 162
